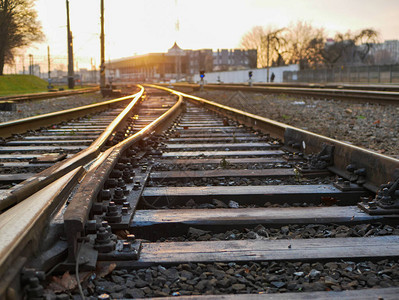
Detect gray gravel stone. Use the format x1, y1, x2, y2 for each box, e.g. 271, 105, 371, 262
191, 90, 399, 158
0, 93, 111, 123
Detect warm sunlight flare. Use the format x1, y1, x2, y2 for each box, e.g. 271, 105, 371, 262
24, 0, 399, 71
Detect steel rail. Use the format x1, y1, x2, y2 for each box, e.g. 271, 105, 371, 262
1, 86, 396, 298
153, 85, 399, 191
0, 86, 99, 102
0, 89, 140, 138
0, 167, 84, 297
254, 82, 399, 92
0, 86, 144, 211
64, 90, 184, 244
0, 89, 183, 296
165, 83, 399, 104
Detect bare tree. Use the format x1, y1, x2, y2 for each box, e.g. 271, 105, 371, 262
322, 29, 380, 68
241, 23, 380, 70
0, 0, 44, 75
240, 26, 267, 68
240, 26, 287, 68
285, 21, 325, 69
262, 28, 287, 67
353, 28, 380, 63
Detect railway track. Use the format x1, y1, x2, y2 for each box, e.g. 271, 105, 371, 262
1, 85, 399, 299
0, 87, 100, 103
164, 83, 399, 105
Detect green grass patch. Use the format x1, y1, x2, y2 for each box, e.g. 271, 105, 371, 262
0, 75, 50, 96
0, 75, 91, 96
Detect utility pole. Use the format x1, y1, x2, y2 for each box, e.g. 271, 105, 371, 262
29, 54, 33, 75
266, 35, 270, 83
100, 0, 106, 89
47, 46, 51, 80
22, 54, 25, 74
66, 0, 74, 89
47, 46, 53, 89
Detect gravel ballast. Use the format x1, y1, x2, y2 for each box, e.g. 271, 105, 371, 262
190, 90, 399, 158
47, 259, 399, 298
0, 92, 110, 123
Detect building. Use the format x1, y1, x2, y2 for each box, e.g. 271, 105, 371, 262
105, 43, 257, 83
213, 49, 257, 71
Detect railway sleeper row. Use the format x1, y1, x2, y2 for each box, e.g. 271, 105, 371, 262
2, 87, 399, 299
0, 88, 177, 210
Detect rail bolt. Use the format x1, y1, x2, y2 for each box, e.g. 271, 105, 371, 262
104, 178, 117, 188
127, 234, 136, 242
114, 187, 125, 198
94, 226, 116, 252
110, 169, 123, 179
86, 220, 97, 233
346, 164, 357, 173
379, 188, 393, 205
26, 277, 44, 298
101, 221, 112, 233
105, 202, 122, 223
113, 187, 127, 204
115, 163, 125, 170
368, 201, 378, 209
100, 189, 112, 201
96, 227, 110, 243
122, 241, 132, 252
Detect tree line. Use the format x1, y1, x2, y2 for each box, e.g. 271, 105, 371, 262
240, 21, 381, 70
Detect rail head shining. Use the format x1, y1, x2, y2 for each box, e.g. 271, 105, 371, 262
0, 87, 144, 211
152, 84, 399, 191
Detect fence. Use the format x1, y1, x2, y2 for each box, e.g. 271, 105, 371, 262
283, 65, 399, 84
193, 64, 300, 84
3, 54, 99, 84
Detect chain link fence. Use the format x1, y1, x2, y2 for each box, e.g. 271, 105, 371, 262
3, 54, 99, 85
283, 65, 399, 84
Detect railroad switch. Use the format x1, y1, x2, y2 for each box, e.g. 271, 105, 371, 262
92, 163, 151, 230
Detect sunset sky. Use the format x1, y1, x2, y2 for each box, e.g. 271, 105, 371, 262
22, 0, 399, 70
